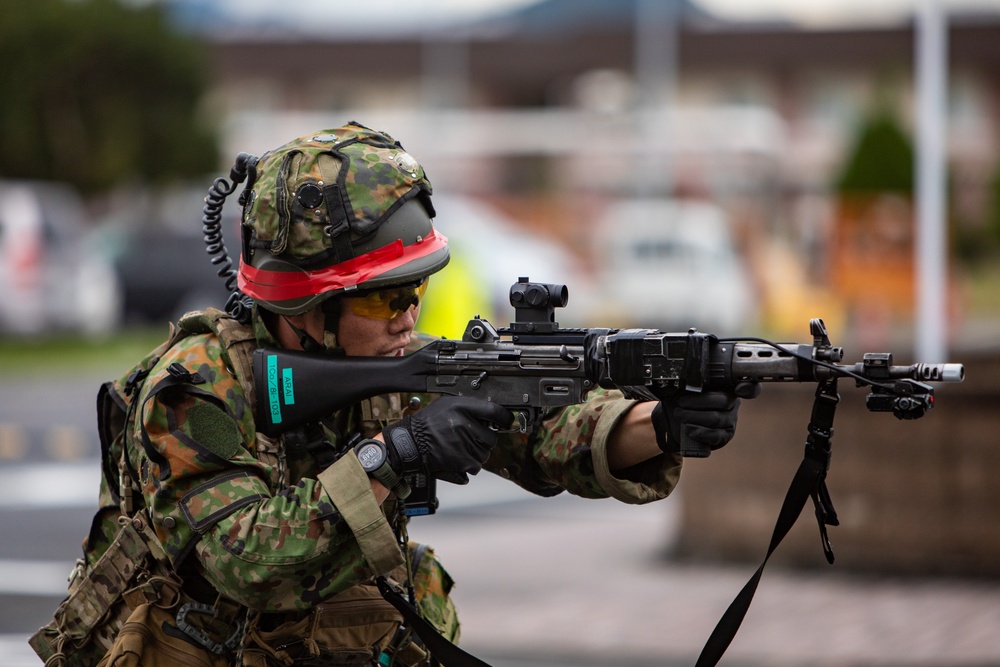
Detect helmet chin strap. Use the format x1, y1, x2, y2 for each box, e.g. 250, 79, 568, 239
283, 318, 325, 353
282, 297, 343, 355
321, 297, 344, 356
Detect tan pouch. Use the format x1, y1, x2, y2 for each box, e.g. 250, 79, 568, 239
242, 582, 406, 667
95, 603, 229, 667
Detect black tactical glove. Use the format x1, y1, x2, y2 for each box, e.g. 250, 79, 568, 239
651, 383, 759, 458
382, 396, 514, 484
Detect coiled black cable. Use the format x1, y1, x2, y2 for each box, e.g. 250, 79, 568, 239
202, 152, 258, 324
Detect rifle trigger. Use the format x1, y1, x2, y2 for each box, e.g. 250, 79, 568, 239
491, 409, 529, 434
515, 411, 528, 433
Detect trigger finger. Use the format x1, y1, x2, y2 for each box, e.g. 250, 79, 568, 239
684, 424, 734, 449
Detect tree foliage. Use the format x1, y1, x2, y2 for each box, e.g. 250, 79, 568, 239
0, 0, 219, 194
835, 108, 914, 195
987, 160, 1000, 243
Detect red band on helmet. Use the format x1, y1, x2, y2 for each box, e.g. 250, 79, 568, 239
238, 230, 448, 302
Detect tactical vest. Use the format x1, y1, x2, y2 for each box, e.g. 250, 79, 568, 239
30, 309, 455, 667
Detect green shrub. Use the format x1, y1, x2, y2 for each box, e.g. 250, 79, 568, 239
836, 108, 914, 195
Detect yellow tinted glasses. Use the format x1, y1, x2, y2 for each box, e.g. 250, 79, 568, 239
346, 281, 428, 320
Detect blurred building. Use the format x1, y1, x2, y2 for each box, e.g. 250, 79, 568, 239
176, 0, 1000, 333
194, 1, 999, 209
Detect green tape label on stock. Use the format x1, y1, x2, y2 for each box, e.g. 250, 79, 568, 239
267, 354, 282, 424
282, 367, 295, 405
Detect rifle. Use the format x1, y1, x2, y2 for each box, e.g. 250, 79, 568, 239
253, 277, 965, 667
254, 277, 963, 451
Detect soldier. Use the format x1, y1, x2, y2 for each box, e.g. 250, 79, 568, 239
32, 122, 744, 666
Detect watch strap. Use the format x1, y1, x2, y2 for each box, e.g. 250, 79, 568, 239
385, 426, 422, 473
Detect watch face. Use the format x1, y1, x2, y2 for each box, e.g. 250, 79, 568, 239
356, 442, 385, 470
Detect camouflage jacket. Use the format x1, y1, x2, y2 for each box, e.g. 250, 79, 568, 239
88, 309, 681, 614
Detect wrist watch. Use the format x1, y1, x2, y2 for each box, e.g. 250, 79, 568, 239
354, 439, 411, 499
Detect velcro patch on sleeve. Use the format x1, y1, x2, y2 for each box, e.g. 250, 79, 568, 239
186, 402, 244, 461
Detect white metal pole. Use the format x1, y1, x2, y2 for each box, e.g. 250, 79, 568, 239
634, 0, 678, 198
915, 0, 948, 362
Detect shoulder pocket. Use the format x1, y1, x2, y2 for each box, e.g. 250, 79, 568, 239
179, 471, 270, 533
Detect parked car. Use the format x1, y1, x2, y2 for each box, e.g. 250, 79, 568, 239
109, 225, 233, 325
590, 198, 757, 334
0, 180, 122, 335
97, 184, 235, 325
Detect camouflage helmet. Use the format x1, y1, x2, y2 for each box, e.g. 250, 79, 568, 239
237, 122, 449, 315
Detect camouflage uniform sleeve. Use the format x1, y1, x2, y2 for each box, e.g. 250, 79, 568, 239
486, 388, 681, 504
134, 334, 402, 613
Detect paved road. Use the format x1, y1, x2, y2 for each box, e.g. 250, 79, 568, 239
0, 373, 103, 463
3, 466, 1000, 667
2, 374, 1000, 666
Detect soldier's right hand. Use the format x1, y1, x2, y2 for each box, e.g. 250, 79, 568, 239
383, 396, 513, 484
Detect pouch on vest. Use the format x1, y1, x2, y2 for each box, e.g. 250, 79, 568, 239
241, 581, 408, 667
238, 542, 459, 667
95, 602, 230, 667
29, 516, 176, 667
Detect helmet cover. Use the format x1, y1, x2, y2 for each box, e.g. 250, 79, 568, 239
237, 122, 449, 315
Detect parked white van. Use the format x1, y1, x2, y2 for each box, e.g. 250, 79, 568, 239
591, 198, 757, 334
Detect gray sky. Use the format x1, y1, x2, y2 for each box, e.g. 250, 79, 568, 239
204, 0, 999, 29
704, 0, 999, 25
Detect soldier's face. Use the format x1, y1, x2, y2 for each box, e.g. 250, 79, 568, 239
279, 296, 420, 357
337, 298, 420, 357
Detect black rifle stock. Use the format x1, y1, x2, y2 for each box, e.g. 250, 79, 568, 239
253, 278, 964, 458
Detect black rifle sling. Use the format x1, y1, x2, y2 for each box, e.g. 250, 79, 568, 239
695, 378, 840, 667
377, 576, 494, 667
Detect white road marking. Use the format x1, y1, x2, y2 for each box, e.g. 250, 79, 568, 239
0, 462, 99, 509
0, 635, 43, 666
0, 560, 73, 596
